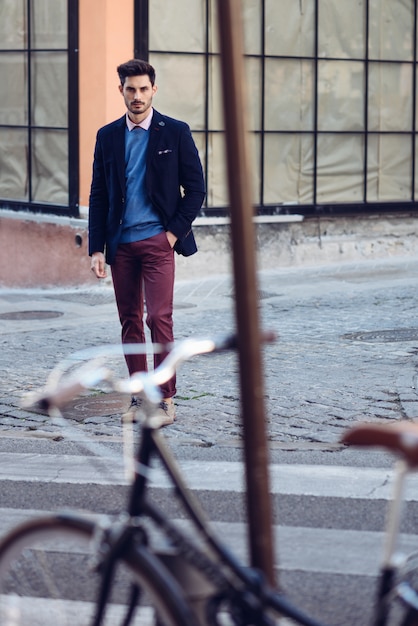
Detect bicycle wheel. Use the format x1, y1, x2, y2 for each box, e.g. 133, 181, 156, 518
0, 514, 196, 626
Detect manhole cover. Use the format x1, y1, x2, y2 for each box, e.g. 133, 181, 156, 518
342, 328, 418, 343
29, 392, 126, 420
63, 393, 126, 421
0, 310, 64, 320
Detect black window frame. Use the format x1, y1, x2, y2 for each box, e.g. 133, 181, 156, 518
137, 0, 418, 218
0, 0, 79, 218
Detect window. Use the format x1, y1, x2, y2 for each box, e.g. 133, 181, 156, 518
0, 0, 78, 216
140, 0, 418, 216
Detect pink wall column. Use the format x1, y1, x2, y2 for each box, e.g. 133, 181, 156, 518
78, 0, 134, 208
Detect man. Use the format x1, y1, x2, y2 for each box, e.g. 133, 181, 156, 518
88, 59, 205, 425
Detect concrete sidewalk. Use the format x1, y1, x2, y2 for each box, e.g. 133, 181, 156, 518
1, 255, 418, 448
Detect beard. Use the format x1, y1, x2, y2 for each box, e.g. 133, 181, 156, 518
128, 100, 150, 115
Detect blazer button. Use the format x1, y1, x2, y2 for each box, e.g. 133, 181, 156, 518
119, 219, 123, 225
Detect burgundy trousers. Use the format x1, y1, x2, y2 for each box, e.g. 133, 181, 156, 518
111, 231, 176, 398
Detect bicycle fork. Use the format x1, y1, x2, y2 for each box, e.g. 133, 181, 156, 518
373, 460, 409, 626
89, 519, 145, 626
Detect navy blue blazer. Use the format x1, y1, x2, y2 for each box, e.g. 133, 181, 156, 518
88, 109, 205, 265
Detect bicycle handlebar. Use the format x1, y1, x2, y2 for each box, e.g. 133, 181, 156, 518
23, 332, 275, 413
118, 334, 240, 396
30, 366, 114, 413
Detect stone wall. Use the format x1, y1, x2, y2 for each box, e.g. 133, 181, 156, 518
177, 213, 418, 279
0, 211, 94, 288
1, 209, 418, 288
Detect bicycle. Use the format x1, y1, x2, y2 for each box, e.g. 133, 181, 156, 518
0, 334, 417, 626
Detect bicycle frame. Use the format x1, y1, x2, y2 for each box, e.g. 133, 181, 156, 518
94, 415, 330, 626
117, 419, 418, 626
372, 460, 418, 626
20, 337, 418, 626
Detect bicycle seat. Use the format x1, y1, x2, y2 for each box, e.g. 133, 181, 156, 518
341, 421, 418, 467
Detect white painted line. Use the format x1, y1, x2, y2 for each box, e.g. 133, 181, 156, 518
0, 508, 416, 578
0, 454, 416, 501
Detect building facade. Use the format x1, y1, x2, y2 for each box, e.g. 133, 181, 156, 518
0, 0, 417, 219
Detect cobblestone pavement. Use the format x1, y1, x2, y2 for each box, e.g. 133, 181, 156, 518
1, 256, 418, 448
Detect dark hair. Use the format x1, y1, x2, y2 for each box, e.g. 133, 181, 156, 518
117, 59, 156, 86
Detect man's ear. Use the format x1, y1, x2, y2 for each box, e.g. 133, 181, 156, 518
118, 84, 123, 94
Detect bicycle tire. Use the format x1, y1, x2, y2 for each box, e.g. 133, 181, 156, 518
0, 514, 197, 626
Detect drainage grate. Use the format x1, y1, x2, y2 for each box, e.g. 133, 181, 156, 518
0, 310, 64, 321
174, 302, 196, 309
258, 291, 279, 300
342, 328, 418, 343
226, 291, 279, 300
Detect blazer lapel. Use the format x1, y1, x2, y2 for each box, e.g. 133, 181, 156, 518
147, 110, 165, 159
112, 116, 126, 192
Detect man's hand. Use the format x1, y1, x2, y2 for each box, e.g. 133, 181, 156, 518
166, 231, 178, 248
90, 252, 107, 279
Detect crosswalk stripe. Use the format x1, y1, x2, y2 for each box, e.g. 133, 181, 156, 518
0, 595, 156, 626
1, 449, 416, 626
1, 453, 417, 501
0, 507, 416, 579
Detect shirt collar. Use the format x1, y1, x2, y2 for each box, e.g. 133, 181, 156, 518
126, 108, 153, 131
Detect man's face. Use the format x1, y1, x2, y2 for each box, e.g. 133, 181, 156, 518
119, 74, 157, 121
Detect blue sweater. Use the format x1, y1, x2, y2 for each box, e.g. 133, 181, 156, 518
119, 126, 164, 243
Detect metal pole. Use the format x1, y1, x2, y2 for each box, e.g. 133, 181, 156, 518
216, 0, 276, 585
